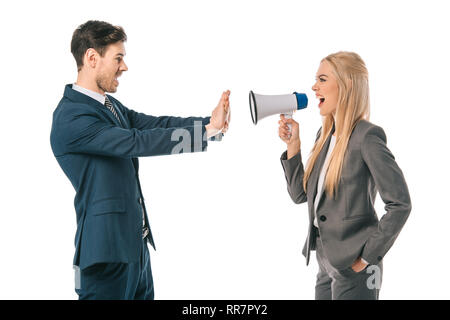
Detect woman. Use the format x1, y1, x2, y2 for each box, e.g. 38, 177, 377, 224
279, 51, 411, 300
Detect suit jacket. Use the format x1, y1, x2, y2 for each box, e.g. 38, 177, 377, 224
51, 84, 210, 270
280, 120, 411, 269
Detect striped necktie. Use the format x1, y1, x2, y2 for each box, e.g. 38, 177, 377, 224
104, 96, 121, 125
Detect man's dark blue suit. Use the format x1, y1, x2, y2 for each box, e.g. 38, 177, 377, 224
50, 84, 211, 297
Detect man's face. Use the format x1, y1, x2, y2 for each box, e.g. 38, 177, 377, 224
96, 42, 128, 93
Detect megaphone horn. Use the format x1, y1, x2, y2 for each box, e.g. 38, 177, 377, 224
249, 91, 308, 134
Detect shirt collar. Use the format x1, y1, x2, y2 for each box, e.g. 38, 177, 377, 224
72, 83, 106, 105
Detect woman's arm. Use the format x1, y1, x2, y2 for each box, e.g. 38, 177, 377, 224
279, 115, 307, 204
360, 125, 412, 265
281, 149, 307, 204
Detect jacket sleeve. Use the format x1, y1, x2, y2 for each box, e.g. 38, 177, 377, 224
123, 106, 223, 141
125, 106, 210, 130
54, 104, 208, 158
280, 150, 307, 204
279, 127, 322, 204
360, 125, 412, 265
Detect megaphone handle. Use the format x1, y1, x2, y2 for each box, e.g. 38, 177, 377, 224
283, 112, 293, 137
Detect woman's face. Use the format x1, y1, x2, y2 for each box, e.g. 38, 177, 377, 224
312, 61, 339, 117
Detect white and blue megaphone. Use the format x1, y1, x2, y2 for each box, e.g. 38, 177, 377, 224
249, 91, 308, 134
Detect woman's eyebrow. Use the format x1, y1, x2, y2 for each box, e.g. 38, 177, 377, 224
316, 74, 328, 78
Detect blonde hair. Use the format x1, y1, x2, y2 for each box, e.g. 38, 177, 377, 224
303, 51, 370, 197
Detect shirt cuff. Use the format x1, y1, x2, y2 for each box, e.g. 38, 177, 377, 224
206, 126, 221, 139
208, 133, 224, 141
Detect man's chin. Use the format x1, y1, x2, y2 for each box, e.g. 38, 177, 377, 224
107, 86, 118, 93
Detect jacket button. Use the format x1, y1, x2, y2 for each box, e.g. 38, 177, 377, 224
377, 256, 382, 261
320, 215, 327, 222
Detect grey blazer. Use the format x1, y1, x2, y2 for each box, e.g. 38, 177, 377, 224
280, 120, 411, 269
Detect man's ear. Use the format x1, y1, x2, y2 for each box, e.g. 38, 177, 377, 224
85, 48, 99, 69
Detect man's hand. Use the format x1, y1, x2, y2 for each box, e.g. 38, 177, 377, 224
206, 90, 231, 137
351, 257, 369, 273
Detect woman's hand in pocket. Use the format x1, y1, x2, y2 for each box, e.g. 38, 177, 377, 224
351, 257, 369, 273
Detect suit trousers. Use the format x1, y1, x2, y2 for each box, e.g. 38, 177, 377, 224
75, 236, 154, 300
314, 231, 383, 300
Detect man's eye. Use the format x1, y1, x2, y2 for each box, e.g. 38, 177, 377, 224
117, 58, 122, 62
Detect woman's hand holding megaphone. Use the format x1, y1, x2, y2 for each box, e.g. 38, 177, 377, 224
279, 114, 301, 159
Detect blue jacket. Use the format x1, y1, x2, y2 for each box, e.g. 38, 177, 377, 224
51, 84, 210, 270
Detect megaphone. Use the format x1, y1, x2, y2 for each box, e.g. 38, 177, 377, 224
249, 91, 308, 124
249, 91, 308, 136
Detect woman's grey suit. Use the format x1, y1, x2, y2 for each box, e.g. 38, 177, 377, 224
280, 120, 411, 298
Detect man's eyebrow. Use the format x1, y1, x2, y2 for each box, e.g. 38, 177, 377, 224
115, 53, 125, 57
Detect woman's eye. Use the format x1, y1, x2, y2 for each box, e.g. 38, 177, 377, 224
319, 78, 326, 82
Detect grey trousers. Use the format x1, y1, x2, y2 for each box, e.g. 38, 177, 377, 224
314, 232, 383, 300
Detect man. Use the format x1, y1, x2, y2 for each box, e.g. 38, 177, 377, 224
50, 20, 230, 300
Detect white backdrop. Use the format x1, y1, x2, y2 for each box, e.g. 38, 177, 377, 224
0, 0, 449, 299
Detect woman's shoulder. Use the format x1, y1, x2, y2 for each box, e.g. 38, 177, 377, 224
354, 119, 385, 135
352, 119, 387, 144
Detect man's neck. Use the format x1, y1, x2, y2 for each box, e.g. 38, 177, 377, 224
76, 74, 105, 96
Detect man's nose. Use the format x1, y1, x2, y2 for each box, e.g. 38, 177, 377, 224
121, 61, 128, 72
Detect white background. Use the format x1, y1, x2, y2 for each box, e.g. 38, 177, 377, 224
0, 0, 449, 300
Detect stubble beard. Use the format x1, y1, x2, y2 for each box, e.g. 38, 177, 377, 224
96, 72, 117, 94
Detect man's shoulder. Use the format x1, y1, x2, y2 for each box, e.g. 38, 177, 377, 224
54, 98, 93, 116
52, 97, 102, 128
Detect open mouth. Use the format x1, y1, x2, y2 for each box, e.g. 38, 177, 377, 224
114, 73, 121, 84
319, 97, 325, 107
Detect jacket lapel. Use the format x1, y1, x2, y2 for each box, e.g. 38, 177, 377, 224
105, 97, 138, 171
115, 108, 128, 129
106, 95, 130, 129
100, 106, 122, 127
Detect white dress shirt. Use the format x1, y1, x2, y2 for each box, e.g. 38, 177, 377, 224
72, 83, 106, 105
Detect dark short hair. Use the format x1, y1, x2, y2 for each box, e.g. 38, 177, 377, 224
71, 20, 127, 71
